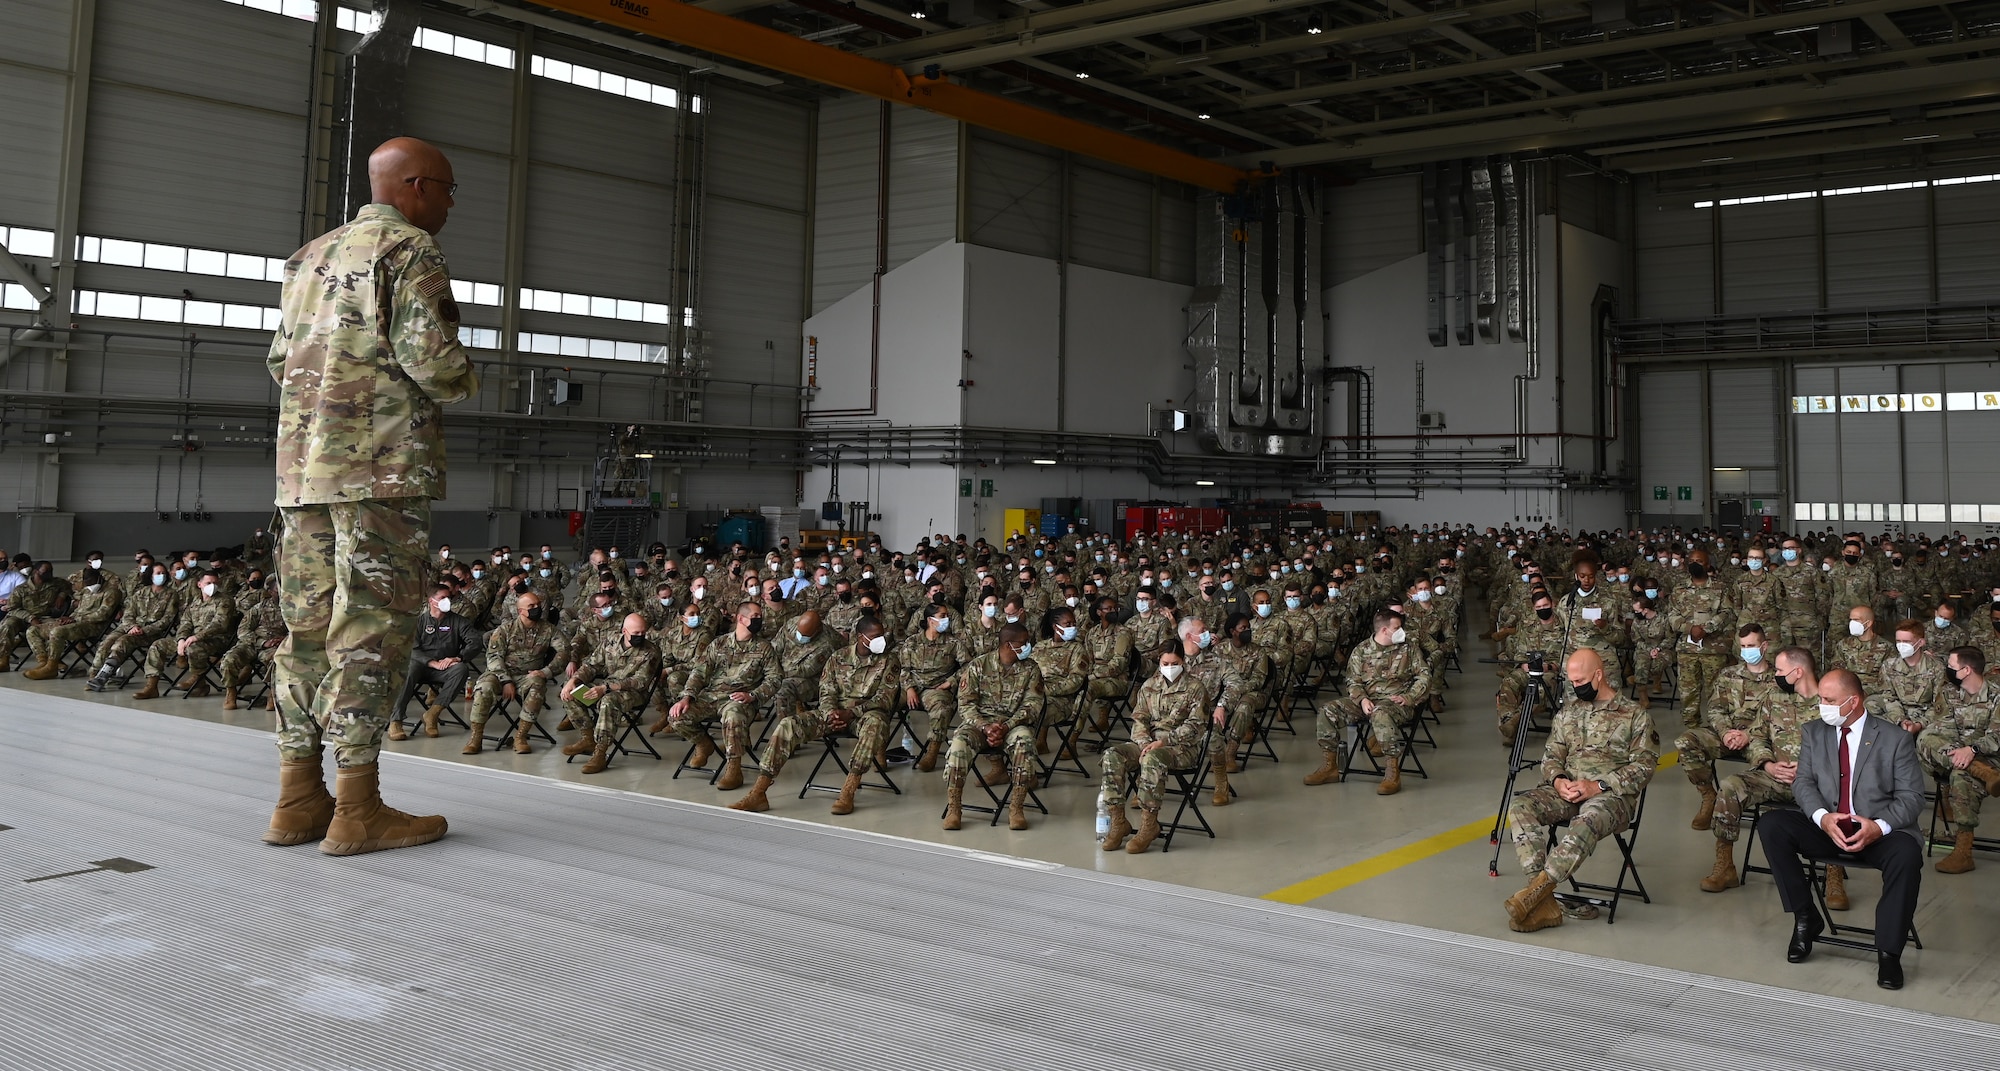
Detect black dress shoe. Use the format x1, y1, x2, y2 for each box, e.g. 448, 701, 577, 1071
1787, 912, 1824, 963
1878, 952, 1904, 990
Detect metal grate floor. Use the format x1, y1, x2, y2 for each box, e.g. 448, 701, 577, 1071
2, 693, 1994, 1070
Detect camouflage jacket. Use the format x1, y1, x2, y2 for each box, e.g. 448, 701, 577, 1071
773, 629, 840, 694
1929, 678, 2000, 756
1706, 661, 1785, 735
1665, 582, 1735, 656
818, 645, 901, 718
1629, 608, 1675, 655
1341, 637, 1429, 704
1746, 690, 1816, 771
898, 629, 962, 692
575, 635, 662, 695
1539, 692, 1659, 798
268, 204, 479, 504
5, 579, 62, 621
1731, 572, 1782, 633
1129, 670, 1216, 751
175, 595, 237, 645
484, 617, 565, 679
1560, 585, 1626, 651
1124, 612, 1177, 658
1824, 560, 1878, 619
656, 625, 711, 672
956, 651, 1045, 729
1085, 621, 1134, 683
66, 584, 123, 630
118, 582, 183, 636
1029, 635, 1090, 698
1772, 560, 1823, 616
1878, 651, 1948, 728
1829, 634, 1895, 695
235, 596, 287, 646
680, 631, 778, 703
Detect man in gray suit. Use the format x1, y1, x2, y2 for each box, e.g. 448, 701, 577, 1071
1757, 668, 1925, 990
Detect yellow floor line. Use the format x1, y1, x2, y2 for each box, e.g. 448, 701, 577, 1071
1261, 750, 1680, 905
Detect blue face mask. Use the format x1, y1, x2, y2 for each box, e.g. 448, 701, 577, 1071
1221, 581, 1234, 592
1936, 615, 1953, 630
1285, 597, 1301, 610
599, 606, 615, 619
1780, 548, 1798, 562
794, 629, 812, 645
683, 614, 701, 628
1747, 558, 1764, 571
932, 616, 950, 633
981, 605, 997, 619
1256, 604, 1274, 618
173, 568, 187, 581
151, 573, 168, 587
1644, 588, 1659, 600
1740, 647, 1763, 665
1197, 631, 1213, 649
1057, 625, 1077, 641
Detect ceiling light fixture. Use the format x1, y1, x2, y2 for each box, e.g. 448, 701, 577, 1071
1032, 458, 1058, 465
910, 4, 925, 18
1523, 61, 1564, 72
1075, 71, 1089, 79
1195, 479, 1217, 486
1771, 24, 1820, 35
1307, 16, 1324, 34
1197, 112, 1212, 120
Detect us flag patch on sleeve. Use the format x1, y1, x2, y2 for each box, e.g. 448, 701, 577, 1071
415, 268, 450, 303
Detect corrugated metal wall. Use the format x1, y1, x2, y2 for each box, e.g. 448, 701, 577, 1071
965, 129, 1062, 261
1787, 362, 2000, 531
0, 0, 72, 231
1328, 174, 1419, 287
1637, 369, 1703, 517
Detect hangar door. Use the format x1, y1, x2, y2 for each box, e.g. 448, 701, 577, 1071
1791, 363, 2000, 535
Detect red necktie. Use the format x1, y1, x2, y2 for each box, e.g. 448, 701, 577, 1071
1838, 726, 1853, 815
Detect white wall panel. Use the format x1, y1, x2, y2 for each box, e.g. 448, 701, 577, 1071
1638, 369, 1701, 515
1825, 189, 1927, 309
1634, 200, 1712, 319
430, 148, 510, 284
707, 84, 810, 213
1329, 174, 1418, 287
96, 0, 309, 114
885, 106, 957, 272
530, 55, 677, 186
966, 131, 1060, 260
809, 94, 880, 315
1069, 162, 1151, 278
1061, 265, 1191, 434
1721, 200, 1817, 314
0, 65, 65, 229
963, 245, 1059, 430
1936, 184, 2000, 305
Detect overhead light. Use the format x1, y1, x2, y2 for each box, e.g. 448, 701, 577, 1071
1197, 112, 1212, 120
1701, 156, 1735, 163
1032, 458, 1058, 465
1285, 98, 1323, 107
634, 452, 655, 459
1904, 133, 1942, 141
1307, 15, 1324, 34
910, 5, 925, 18
1195, 479, 1216, 487
1075, 71, 1089, 79
1523, 61, 1564, 72
1175, 54, 1212, 65
1771, 24, 1820, 36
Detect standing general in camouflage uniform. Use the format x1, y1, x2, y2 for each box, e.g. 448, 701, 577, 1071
21, 568, 121, 681
1100, 649, 1216, 854
1919, 646, 2000, 874
1313, 609, 1430, 795
263, 138, 477, 856
1505, 649, 1659, 933
942, 622, 1045, 831
732, 617, 901, 816
1699, 646, 1819, 894
559, 613, 661, 775
218, 578, 286, 709
130, 570, 236, 700
466, 593, 565, 755
666, 600, 779, 791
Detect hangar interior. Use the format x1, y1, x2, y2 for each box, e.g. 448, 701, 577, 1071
5, 0, 2000, 1058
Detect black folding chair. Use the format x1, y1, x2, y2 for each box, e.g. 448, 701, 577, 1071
1342, 706, 1430, 782
1550, 785, 1652, 924
1923, 770, 2000, 858
1807, 856, 1922, 952
483, 685, 559, 750
801, 718, 901, 799
1149, 731, 1217, 852
1036, 697, 1092, 787
945, 743, 1047, 826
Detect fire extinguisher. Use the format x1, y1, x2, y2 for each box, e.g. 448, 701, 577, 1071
568, 511, 585, 536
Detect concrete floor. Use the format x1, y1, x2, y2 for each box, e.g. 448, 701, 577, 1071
9, 599, 1998, 1023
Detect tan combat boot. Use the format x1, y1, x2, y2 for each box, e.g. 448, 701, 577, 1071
222, 686, 239, 710
22, 659, 59, 681
1638, 692, 1652, 710
1303, 747, 1343, 786
1969, 759, 2000, 797
262, 755, 336, 846
1007, 773, 1030, 830
1125, 804, 1161, 853
387, 721, 411, 741
1101, 806, 1132, 851
462, 723, 486, 755
1504, 872, 1559, 930
728, 773, 773, 812
1377, 761, 1402, 796
686, 735, 716, 769
580, 742, 613, 775
561, 731, 596, 757
1823, 864, 1849, 909
984, 754, 1010, 787
512, 721, 533, 754
916, 738, 941, 773
1034, 723, 1051, 755
556, 714, 575, 731
830, 770, 863, 815
131, 675, 161, 700
1691, 783, 1717, 831
942, 780, 964, 830
1936, 831, 1977, 874
1515, 889, 1566, 932
716, 750, 745, 791
1366, 735, 1384, 759
422, 705, 444, 738
186, 680, 211, 699
319, 763, 447, 856
1699, 839, 1739, 893
1211, 758, 1232, 807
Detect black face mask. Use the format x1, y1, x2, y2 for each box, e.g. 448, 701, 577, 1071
1775, 674, 1797, 695
1536, 607, 1554, 621
745, 617, 764, 636
623, 634, 642, 648
1572, 680, 1598, 702
525, 606, 544, 622
1844, 554, 1860, 564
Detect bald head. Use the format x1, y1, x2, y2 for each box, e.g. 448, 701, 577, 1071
367, 137, 454, 235
1566, 648, 1605, 691
794, 610, 822, 639
1821, 668, 1861, 707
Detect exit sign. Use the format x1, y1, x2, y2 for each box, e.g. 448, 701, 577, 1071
1677, 486, 1694, 501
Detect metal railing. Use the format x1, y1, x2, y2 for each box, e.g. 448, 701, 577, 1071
1615, 302, 2000, 361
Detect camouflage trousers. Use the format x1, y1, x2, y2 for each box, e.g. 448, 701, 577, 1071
1213, 694, 1260, 755
771, 675, 821, 716
655, 666, 692, 714
667, 692, 759, 754
913, 685, 959, 746
565, 686, 645, 742
764, 708, 891, 779
1084, 676, 1128, 728
1631, 647, 1673, 688
1675, 653, 1728, 730
1322, 696, 1415, 757
143, 634, 228, 679
1101, 740, 1200, 809
273, 497, 430, 768
1712, 768, 1793, 844
1511, 786, 1636, 883
0, 611, 41, 659
471, 669, 550, 723
1917, 732, 1994, 833
1674, 727, 1747, 790
218, 640, 277, 688
1776, 613, 1822, 656
942, 719, 1035, 785
92, 627, 166, 675
27, 618, 101, 665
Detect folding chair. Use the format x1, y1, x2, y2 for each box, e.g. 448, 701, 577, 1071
1036, 697, 1092, 787
483, 686, 559, 750
398, 678, 472, 732
1233, 690, 1284, 768
801, 720, 901, 799
1341, 707, 1430, 783
1550, 785, 1652, 924
1923, 771, 2000, 858
945, 744, 1047, 826
1087, 679, 1139, 754
55, 624, 114, 679
1806, 856, 1923, 952
598, 680, 665, 763
1738, 797, 1794, 884
161, 657, 224, 700
84, 642, 147, 691
237, 657, 277, 711
1150, 731, 1217, 852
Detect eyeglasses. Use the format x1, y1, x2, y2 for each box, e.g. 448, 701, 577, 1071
406, 176, 458, 196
